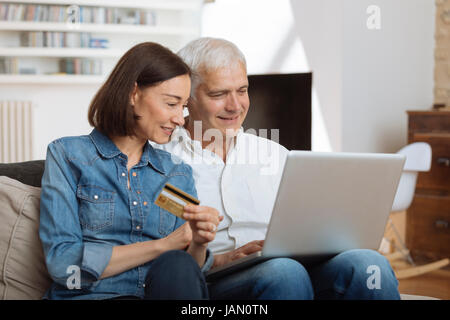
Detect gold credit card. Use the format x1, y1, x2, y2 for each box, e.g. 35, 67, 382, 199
154, 183, 200, 219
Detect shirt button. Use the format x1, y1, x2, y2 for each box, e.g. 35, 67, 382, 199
143, 201, 148, 206
142, 284, 146, 288
132, 172, 137, 177
121, 172, 126, 177
136, 226, 141, 230
93, 195, 99, 200
133, 201, 138, 206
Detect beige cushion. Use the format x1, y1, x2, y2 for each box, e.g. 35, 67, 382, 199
0, 176, 51, 299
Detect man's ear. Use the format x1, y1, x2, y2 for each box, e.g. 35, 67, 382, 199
186, 95, 197, 110
130, 82, 139, 106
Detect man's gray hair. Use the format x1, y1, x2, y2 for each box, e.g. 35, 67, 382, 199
177, 37, 247, 99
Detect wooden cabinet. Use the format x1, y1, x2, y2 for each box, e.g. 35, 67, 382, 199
406, 111, 450, 261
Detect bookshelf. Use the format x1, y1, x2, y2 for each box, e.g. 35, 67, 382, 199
0, 0, 203, 84
7, 0, 202, 11
0, 73, 104, 84
0, 21, 199, 35
0, 47, 124, 58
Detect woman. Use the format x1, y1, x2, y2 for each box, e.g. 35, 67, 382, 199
39, 42, 222, 300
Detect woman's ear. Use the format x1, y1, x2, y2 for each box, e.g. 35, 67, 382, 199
130, 82, 139, 107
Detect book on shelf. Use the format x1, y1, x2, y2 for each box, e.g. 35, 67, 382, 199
0, 57, 102, 75
59, 58, 102, 75
20, 31, 107, 48
0, 57, 19, 74
0, 57, 36, 74
0, 3, 157, 25
20, 32, 83, 48
89, 38, 108, 49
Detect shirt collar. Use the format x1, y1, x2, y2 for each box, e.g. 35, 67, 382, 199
89, 128, 166, 174
89, 128, 121, 159
170, 126, 201, 156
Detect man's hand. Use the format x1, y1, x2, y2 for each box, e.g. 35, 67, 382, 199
212, 240, 264, 269
183, 204, 223, 246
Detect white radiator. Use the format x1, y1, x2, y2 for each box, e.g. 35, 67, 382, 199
0, 101, 33, 163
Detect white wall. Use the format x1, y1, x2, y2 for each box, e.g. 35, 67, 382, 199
341, 0, 435, 153
0, 1, 202, 162
0, 84, 99, 160
289, 0, 343, 151
0, 0, 435, 160
201, 0, 435, 153
201, 0, 334, 151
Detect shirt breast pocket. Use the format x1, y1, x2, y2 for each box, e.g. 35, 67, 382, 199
76, 185, 116, 232
159, 208, 177, 237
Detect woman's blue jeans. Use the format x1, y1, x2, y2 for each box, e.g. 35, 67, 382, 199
207, 249, 401, 300
144, 250, 209, 300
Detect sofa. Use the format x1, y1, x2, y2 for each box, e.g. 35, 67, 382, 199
0, 160, 438, 300
0, 160, 51, 299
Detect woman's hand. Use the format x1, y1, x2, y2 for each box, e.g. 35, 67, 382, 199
162, 222, 192, 251
212, 240, 264, 269
101, 224, 194, 280
183, 204, 223, 247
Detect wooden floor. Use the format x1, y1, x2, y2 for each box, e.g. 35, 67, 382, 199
382, 211, 450, 300
393, 260, 450, 300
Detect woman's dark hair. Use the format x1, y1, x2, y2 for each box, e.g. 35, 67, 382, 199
88, 42, 191, 137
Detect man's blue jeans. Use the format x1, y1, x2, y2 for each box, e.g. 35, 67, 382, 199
207, 249, 401, 300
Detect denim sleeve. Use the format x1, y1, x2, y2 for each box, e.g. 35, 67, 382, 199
39, 140, 113, 289
201, 248, 215, 273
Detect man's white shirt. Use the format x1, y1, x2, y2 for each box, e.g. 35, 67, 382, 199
153, 126, 288, 255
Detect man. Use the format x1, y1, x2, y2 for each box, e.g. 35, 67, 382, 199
157, 37, 401, 300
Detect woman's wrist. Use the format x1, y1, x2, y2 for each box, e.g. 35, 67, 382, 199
151, 238, 169, 257
189, 241, 208, 251
186, 242, 207, 267
187, 241, 208, 258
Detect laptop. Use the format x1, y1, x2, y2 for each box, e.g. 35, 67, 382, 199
205, 150, 405, 281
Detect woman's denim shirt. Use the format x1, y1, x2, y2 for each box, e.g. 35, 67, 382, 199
39, 129, 213, 300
